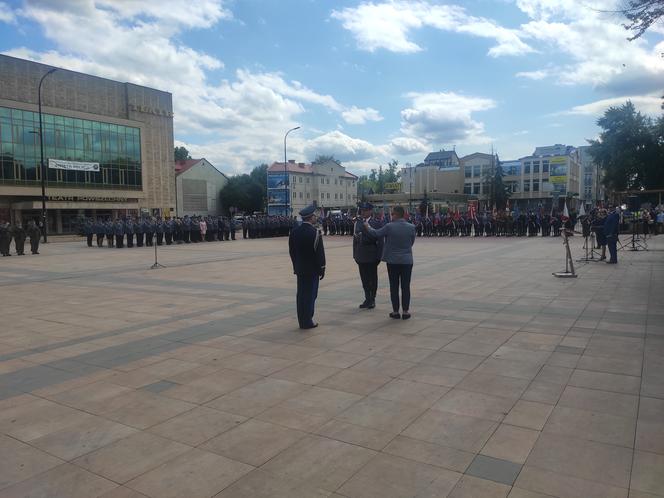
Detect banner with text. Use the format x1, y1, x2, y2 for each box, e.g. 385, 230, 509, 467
48, 159, 100, 172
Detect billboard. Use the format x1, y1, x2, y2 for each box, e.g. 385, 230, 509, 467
267, 189, 288, 205
267, 173, 288, 189
384, 182, 401, 192
549, 156, 567, 185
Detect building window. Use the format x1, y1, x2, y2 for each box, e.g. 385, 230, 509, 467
524, 164, 530, 174
299, 176, 302, 183
473, 165, 481, 177
464, 184, 472, 195
533, 162, 539, 173
299, 192, 303, 199
326, 178, 329, 184
542, 160, 549, 173
292, 191, 296, 199
307, 192, 310, 199
533, 179, 540, 192
327, 192, 330, 199
334, 179, 338, 185
334, 193, 338, 200
464, 167, 472, 178
320, 178, 324, 184
472, 183, 480, 194
0, 106, 141, 188
306, 177, 309, 183
524, 180, 530, 192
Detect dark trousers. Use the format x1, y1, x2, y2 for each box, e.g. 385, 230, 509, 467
115, 234, 124, 248
136, 233, 144, 247
358, 262, 379, 301
126, 234, 134, 248
15, 238, 25, 255
86, 234, 93, 247
296, 273, 319, 328
183, 231, 190, 243
387, 263, 413, 312
243, 227, 248, 239
30, 238, 39, 254
107, 234, 114, 247
607, 236, 618, 263
165, 233, 172, 245
96, 234, 104, 247
146, 233, 153, 246
156, 233, 163, 245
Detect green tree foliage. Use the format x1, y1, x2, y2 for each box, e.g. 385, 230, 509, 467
313, 154, 338, 164
482, 158, 511, 210
620, 0, 664, 40
174, 146, 191, 161
219, 164, 268, 215
588, 101, 664, 192
358, 159, 402, 196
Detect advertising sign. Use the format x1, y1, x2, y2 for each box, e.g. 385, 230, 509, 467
267, 173, 288, 189
384, 182, 401, 192
268, 189, 288, 205
549, 156, 567, 185
48, 159, 100, 172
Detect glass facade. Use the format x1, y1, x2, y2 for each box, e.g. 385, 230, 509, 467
0, 106, 141, 189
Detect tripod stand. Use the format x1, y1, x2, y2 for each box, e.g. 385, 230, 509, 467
628, 220, 648, 251
150, 241, 165, 269
553, 229, 577, 278
577, 230, 601, 263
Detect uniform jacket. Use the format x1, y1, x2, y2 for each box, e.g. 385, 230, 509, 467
366, 218, 416, 265
353, 216, 383, 264
604, 211, 620, 238
289, 222, 326, 276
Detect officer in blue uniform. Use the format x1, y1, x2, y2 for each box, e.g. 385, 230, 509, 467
353, 202, 383, 309
289, 205, 326, 330
604, 206, 620, 264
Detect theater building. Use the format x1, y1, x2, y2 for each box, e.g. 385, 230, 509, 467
0, 54, 175, 233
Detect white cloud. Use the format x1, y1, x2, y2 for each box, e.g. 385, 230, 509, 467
564, 94, 663, 116
389, 137, 430, 155
331, 0, 534, 57
342, 106, 383, 125
0, 1, 15, 23
515, 0, 664, 94
399, 91, 496, 146
303, 131, 386, 163
3, 0, 385, 173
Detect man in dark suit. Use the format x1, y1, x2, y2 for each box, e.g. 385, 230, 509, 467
604, 206, 620, 264
289, 205, 326, 329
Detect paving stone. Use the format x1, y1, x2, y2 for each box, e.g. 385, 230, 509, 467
481, 424, 540, 464
0, 434, 63, 490
383, 435, 475, 473
147, 406, 246, 446
447, 475, 511, 498
140, 380, 179, 393
337, 396, 427, 433
503, 400, 554, 430
432, 388, 514, 421
630, 451, 664, 496
515, 466, 628, 498
466, 454, 523, 486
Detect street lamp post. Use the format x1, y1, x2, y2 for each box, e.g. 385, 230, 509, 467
38, 68, 58, 242
284, 126, 300, 217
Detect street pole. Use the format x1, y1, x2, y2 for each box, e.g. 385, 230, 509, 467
38, 68, 58, 242
284, 126, 300, 217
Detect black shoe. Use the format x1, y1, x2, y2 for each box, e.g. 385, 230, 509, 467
402, 312, 411, 320
389, 312, 401, 319
300, 323, 319, 330
359, 301, 369, 309
367, 300, 375, 309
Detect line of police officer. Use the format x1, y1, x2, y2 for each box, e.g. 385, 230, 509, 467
0, 220, 42, 256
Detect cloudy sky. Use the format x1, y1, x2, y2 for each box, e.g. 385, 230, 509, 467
1, 0, 662, 175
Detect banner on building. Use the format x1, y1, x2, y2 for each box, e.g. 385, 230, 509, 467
549, 156, 567, 185
384, 182, 401, 192
268, 189, 288, 205
48, 159, 100, 172
267, 173, 288, 189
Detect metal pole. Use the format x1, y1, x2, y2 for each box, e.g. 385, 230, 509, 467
38, 68, 57, 243
284, 126, 300, 217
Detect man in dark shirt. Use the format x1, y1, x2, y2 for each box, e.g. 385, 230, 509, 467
289, 205, 326, 330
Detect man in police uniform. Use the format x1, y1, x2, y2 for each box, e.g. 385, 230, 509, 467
353, 202, 383, 309
289, 205, 326, 330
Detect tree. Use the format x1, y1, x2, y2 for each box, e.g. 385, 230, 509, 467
620, 0, 664, 40
313, 154, 339, 164
482, 157, 511, 210
174, 146, 191, 161
219, 164, 268, 215
588, 101, 663, 192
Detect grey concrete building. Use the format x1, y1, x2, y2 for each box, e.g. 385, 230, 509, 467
0, 54, 175, 233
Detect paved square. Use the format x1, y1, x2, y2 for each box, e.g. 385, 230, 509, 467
0, 234, 663, 497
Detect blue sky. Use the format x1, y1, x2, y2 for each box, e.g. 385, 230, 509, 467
1, 0, 662, 175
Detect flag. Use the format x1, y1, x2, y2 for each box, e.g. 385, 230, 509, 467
563, 201, 569, 219
579, 203, 586, 217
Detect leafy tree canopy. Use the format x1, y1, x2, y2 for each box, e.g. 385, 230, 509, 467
620, 0, 664, 40
220, 164, 268, 215
174, 146, 191, 161
588, 101, 664, 192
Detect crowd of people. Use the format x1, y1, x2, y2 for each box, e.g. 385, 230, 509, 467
79, 214, 296, 248
0, 220, 42, 256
